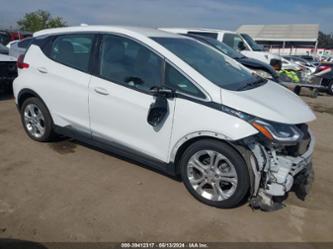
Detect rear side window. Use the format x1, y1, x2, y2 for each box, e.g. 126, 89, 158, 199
222, 33, 244, 51
165, 63, 205, 99
98, 34, 162, 92
49, 34, 94, 72
188, 32, 218, 39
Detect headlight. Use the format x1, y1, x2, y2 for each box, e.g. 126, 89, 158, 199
254, 69, 273, 80
221, 105, 303, 143
251, 119, 303, 143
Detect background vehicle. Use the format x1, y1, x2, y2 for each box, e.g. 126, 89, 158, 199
281, 57, 302, 71
182, 34, 279, 82
283, 55, 317, 74
314, 62, 333, 94
299, 55, 320, 66
160, 28, 283, 67
0, 30, 32, 46
0, 31, 11, 45
8, 31, 32, 42
0, 53, 17, 93
0, 43, 9, 55
14, 26, 315, 210
9, 37, 33, 58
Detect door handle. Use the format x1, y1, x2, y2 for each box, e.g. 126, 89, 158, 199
94, 87, 109, 96
37, 67, 48, 74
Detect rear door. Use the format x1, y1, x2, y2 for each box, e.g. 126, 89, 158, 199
30, 33, 95, 135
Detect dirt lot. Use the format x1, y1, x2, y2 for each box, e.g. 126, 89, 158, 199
0, 92, 332, 242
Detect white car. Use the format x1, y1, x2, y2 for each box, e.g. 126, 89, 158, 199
8, 37, 33, 58
160, 28, 282, 67
13, 26, 316, 210
281, 57, 302, 71
6, 40, 18, 49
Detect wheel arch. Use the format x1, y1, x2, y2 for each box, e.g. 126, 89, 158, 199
17, 89, 48, 110
17, 88, 55, 123
172, 132, 256, 196
172, 132, 245, 171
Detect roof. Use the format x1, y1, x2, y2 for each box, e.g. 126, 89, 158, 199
237, 24, 319, 42
33, 25, 181, 38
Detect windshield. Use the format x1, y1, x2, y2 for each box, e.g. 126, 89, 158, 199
188, 35, 245, 59
241, 33, 263, 52
152, 37, 266, 91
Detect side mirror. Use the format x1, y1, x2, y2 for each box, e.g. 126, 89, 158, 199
150, 86, 175, 98
147, 86, 174, 127
238, 41, 246, 51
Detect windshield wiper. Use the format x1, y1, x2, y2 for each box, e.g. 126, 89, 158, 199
237, 77, 267, 91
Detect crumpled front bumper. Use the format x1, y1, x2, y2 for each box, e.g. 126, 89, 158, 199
248, 130, 315, 211
264, 130, 315, 197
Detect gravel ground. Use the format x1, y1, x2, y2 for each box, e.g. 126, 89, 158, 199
0, 92, 332, 242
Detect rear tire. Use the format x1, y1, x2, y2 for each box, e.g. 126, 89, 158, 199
294, 85, 301, 95
179, 139, 250, 208
328, 81, 333, 95
20, 97, 56, 142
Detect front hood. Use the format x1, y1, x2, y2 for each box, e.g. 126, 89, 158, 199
0, 53, 16, 62
221, 81, 316, 124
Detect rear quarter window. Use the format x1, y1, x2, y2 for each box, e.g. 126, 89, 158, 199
18, 38, 32, 49
48, 34, 94, 72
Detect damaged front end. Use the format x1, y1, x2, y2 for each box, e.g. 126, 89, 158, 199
239, 123, 315, 211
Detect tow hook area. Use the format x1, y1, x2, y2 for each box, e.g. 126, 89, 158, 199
292, 162, 314, 200
249, 189, 285, 211
249, 163, 314, 211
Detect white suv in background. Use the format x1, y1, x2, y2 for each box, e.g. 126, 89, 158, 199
9, 37, 33, 58
160, 28, 282, 67
14, 26, 315, 211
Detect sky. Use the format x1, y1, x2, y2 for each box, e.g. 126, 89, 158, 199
0, 0, 332, 33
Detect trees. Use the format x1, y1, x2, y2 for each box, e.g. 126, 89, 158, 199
318, 31, 333, 49
17, 10, 67, 32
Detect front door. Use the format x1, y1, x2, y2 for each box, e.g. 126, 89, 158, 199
89, 34, 175, 162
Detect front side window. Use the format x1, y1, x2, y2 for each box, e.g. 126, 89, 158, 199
49, 34, 94, 72
98, 34, 162, 92
240, 33, 263, 52
165, 63, 205, 98
153, 37, 265, 91
222, 33, 246, 51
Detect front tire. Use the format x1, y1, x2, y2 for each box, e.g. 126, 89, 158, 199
20, 97, 56, 142
179, 139, 250, 208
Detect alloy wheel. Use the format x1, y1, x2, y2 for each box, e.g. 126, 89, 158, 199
23, 104, 46, 138
187, 150, 238, 201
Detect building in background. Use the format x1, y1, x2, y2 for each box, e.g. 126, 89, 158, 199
237, 24, 331, 56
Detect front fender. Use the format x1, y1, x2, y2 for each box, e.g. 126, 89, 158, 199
168, 98, 258, 162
